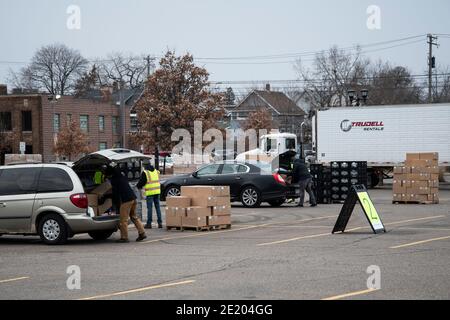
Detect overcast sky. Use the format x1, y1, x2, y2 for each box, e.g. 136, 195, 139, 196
1, 0, 449, 90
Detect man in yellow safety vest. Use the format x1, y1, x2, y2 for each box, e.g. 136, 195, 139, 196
136, 163, 162, 229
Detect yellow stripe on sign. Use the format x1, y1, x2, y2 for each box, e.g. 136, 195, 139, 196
322, 288, 379, 300
78, 280, 195, 300
390, 235, 450, 249
0, 276, 30, 284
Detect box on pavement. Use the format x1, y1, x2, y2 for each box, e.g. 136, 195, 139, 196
186, 206, 212, 218
166, 209, 183, 227
208, 215, 231, 226
182, 215, 208, 228
166, 196, 191, 208
181, 186, 230, 198
212, 205, 231, 216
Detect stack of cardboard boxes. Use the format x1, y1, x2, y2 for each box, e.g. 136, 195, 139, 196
87, 181, 114, 216
166, 186, 232, 230
393, 153, 439, 204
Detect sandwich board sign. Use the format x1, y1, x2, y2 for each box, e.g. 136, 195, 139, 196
332, 185, 386, 234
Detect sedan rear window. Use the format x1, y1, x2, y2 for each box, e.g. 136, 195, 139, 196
37, 168, 74, 193
0, 168, 40, 195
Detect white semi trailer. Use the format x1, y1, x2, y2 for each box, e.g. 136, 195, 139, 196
312, 103, 450, 186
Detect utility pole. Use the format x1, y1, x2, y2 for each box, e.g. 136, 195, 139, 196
427, 34, 438, 103
144, 55, 152, 78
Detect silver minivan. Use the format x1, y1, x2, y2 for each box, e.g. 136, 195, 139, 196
0, 149, 151, 245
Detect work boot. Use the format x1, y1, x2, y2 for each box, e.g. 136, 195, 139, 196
136, 233, 147, 242
158, 224, 163, 229
116, 239, 129, 243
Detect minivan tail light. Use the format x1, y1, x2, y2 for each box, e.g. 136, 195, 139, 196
273, 173, 286, 185
70, 193, 88, 209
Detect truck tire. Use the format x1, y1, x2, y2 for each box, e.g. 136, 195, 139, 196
368, 173, 380, 189
88, 230, 115, 241
38, 214, 68, 245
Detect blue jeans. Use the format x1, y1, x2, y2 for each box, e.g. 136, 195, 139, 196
146, 195, 162, 225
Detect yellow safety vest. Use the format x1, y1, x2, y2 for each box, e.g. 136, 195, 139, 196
94, 171, 105, 185
144, 170, 161, 196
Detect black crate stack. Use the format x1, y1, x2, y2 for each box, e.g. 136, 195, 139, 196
310, 164, 331, 204
330, 161, 368, 203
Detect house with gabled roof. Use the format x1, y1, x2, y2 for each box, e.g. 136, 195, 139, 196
229, 84, 306, 138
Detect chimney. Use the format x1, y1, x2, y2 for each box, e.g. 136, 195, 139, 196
0, 84, 7, 95
265, 83, 271, 91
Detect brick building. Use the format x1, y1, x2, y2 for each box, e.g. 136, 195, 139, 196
0, 87, 135, 164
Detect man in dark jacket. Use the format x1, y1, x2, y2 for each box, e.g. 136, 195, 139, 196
104, 165, 147, 243
292, 158, 317, 207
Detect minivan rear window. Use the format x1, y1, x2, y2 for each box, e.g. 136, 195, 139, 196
0, 168, 40, 195
37, 168, 74, 193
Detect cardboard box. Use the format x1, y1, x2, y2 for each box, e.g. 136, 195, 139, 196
186, 206, 212, 218
420, 152, 439, 160
431, 174, 439, 181
208, 215, 231, 226
430, 188, 439, 195
393, 167, 404, 174
405, 160, 428, 168
406, 173, 431, 181
91, 181, 112, 197
182, 216, 208, 228
422, 166, 440, 174
166, 196, 191, 208
166, 211, 182, 227
98, 198, 113, 215
87, 194, 98, 207
429, 179, 439, 188
406, 187, 430, 195
181, 186, 229, 198
212, 205, 231, 216
166, 207, 186, 216
215, 196, 231, 207
406, 153, 421, 161
190, 196, 217, 207
393, 194, 403, 202
410, 180, 429, 188
393, 185, 407, 194
401, 180, 411, 188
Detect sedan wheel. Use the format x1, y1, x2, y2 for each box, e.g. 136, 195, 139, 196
241, 186, 261, 208
166, 186, 181, 198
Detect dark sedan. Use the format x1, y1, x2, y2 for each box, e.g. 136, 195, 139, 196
161, 161, 288, 208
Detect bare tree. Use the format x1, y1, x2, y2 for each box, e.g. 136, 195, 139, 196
295, 46, 370, 109
9, 43, 88, 95
433, 67, 450, 103
97, 53, 154, 89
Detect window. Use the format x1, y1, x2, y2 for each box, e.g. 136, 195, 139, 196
221, 164, 248, 175
266, 138, 277, 152
112, 116, 119, 134
114, 142, 121, 148
0, 168, 40, 195
80, 115, 89, 132
99, 142, 107, 150
25, 145, 33, 154
66, 114, 72, 125
37, 168, 73, 193
197, 164, 221, 176
53, 114, 60, 132
286, 138, 296, 150
98, 115, 105, 132
0, 112, 12, 131
22, 111, 32, 131
130, 114, 138, 131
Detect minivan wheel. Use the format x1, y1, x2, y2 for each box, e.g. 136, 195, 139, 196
241, 186, 262, 208
38, 214, 68, 245
88, 230, 115, 241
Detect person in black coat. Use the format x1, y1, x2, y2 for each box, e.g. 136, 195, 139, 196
104, 165, 147, 243
292, 158, 317, 207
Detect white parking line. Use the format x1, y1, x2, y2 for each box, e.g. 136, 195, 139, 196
0, 276, 30, 284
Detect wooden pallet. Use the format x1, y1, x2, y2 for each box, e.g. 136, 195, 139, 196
166, 225, 232, 232
393, 200, 438, 205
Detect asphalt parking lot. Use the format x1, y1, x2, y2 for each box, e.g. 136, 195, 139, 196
0, 185, 449, 300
